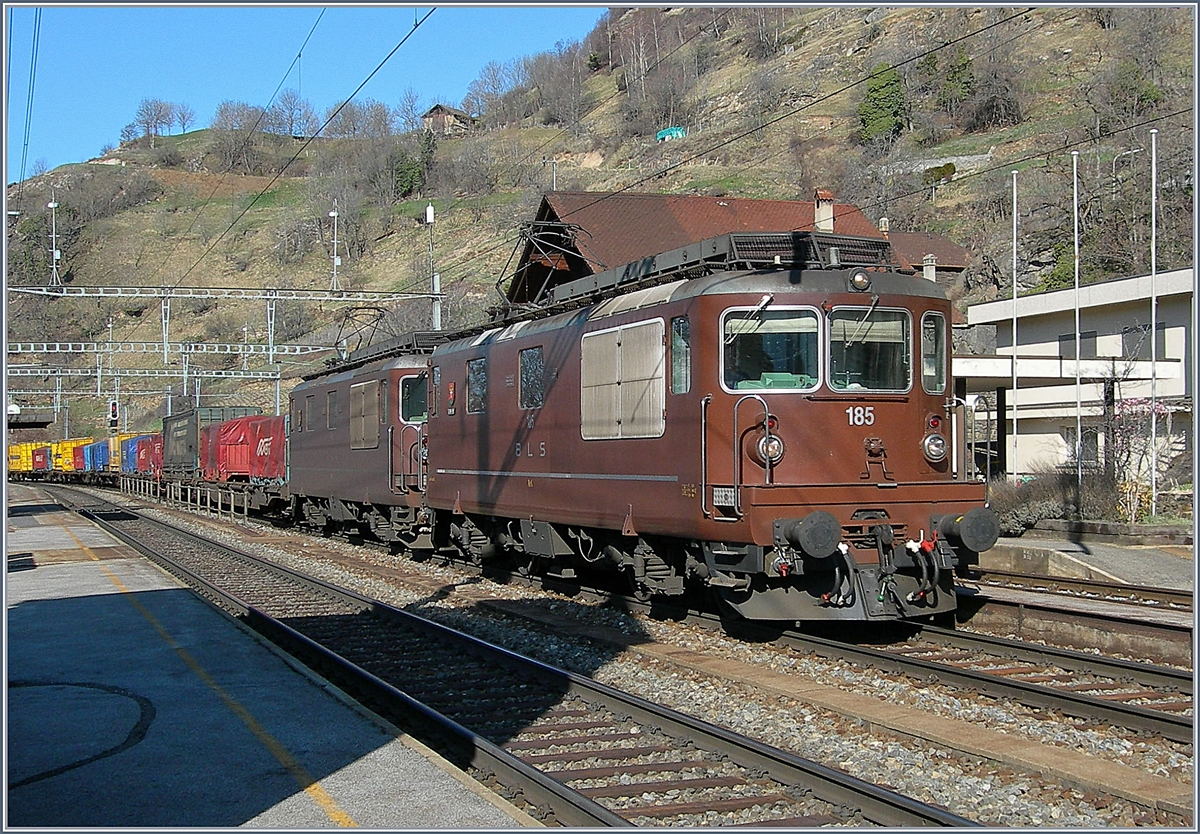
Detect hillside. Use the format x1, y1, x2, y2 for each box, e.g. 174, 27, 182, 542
5, 6, 1193, 439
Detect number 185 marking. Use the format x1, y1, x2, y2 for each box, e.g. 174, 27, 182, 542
846, 406, 875, 426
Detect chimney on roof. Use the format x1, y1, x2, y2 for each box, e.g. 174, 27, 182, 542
814, 188, 834, 232
878, 216, 889, 236
923, 253, 937, 282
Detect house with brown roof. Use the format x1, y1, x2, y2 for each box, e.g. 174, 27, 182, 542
504, 190, 896, 305
421, 104, 478, 137
882, 228, 971, 285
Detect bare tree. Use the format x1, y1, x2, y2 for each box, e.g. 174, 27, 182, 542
174, 102, 196, 134
268, 89, 317, 137
324, 100, 365, 137
135, 97, 174, 146
210, 99, 268, 172
396, 86, 423, 132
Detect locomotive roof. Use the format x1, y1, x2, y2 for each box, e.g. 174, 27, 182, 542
433, 264, 948, 356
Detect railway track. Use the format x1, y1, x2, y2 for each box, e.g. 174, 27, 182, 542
48, 486, 973, 828
967, 567, 1193, 611
54, 485, 1197, 742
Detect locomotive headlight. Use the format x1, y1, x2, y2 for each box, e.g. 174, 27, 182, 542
922, 432, 948, 462
757, 433, 785, 465
850, 271, 871, 291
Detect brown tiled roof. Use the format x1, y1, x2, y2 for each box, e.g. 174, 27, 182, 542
544, 191, 884, 272
503, 191, 893, 305
886, 231, 971, 271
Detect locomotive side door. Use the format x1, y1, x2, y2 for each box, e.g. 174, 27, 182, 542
391, 372, 428, 493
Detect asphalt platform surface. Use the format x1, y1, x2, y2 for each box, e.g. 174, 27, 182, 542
5, 483, 536, 828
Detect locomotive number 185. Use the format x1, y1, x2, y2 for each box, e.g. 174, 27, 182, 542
845, 406, 875, 426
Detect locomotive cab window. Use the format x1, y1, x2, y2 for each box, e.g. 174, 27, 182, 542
670, 316, 691, 395
400, 374, 428, 423
921, 312, 947, 394
519, 346, 544, 409
722, 308, 819, 391
828, 306, 912, 392
466, 357, 488, 414
326, 390, 338, 429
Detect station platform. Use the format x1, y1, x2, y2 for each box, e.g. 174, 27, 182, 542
5, 483, 536, 828
988, 534, 1195, 591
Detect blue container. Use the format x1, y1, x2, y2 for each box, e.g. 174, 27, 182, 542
122, 436, 150, 474
83, 440, 109, 472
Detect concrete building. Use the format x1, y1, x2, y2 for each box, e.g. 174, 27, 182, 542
960, 268, 1192, 483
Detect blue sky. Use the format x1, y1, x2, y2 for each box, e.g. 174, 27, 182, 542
4, 4, 607, 182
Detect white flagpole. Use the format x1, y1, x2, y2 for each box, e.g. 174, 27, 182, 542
1080, 151, 1089, 489
1150, 128, 1159, 517
1012, 170, 1019, 482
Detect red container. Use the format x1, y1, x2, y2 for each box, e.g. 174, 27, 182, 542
138, 433, 164, 479
200, 415, 285, 482
73, 445, 86, 472
246, 416, 287, 482
32, 446, 51, 472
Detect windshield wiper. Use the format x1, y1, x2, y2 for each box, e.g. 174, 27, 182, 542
843, 294, 880, 346
725, 294, 774, 345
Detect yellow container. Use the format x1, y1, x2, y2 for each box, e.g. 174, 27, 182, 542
6, 441, 35, 476
107, 432, 140, 473
51, 437, 94, 472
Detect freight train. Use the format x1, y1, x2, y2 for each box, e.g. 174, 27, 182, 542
8, 230, 1000, 624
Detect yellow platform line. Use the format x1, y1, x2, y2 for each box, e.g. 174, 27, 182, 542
62, 524, 358, 827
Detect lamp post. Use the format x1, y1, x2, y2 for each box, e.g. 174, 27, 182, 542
328, 202, 341, 292
426, 203, 441, 330
47, 199, 62, 287
1110, 147, 1143, 201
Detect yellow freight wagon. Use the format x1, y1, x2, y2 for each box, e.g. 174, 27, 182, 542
51, 437, 94, 473
7, 441, 35, 478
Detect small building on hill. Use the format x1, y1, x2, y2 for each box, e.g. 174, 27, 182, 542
421, 104, 478, 137
883, 228, 971, 285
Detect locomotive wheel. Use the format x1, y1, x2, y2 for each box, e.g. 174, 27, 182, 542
626, 568, 652, 602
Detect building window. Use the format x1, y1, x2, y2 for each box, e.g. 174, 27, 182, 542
467, 358, 488, 414
671, 316, 691, 394
519, 346, 545, 409
1059, 331, 1097, 360
1061, 425, 1100, 466
1122, 322, 1168, 361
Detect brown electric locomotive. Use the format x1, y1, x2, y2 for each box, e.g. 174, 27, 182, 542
288, 230, 999, 623
423, 231, 997, 622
